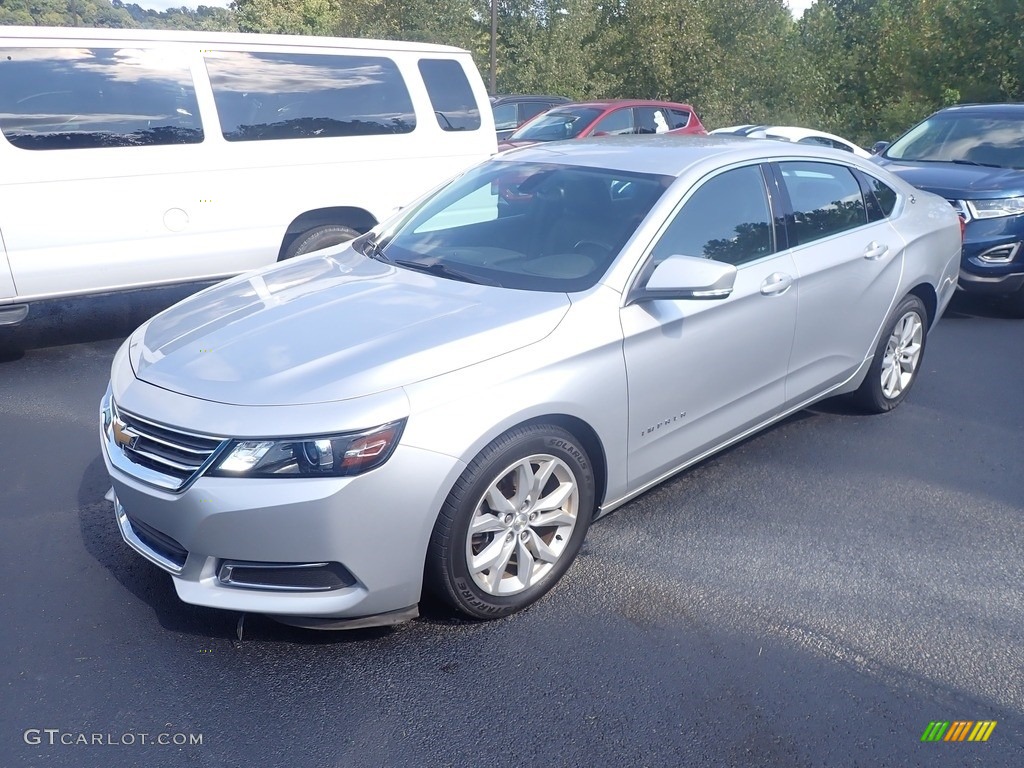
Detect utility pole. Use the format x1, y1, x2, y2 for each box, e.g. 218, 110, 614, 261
489, 0, 497, 96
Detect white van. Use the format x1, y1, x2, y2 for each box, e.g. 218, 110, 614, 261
0, 26, 496, 326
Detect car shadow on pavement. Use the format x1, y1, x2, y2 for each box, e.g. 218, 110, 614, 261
75, 454, 404, 645
941, 291, 1020, 320
0, 282, 218, 362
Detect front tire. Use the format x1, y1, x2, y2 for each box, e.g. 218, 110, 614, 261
426, 424, 595, 619
853, 294, 928, 413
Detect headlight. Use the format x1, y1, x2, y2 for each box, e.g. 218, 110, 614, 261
209, 420, 405, 478
965, 197, 1024, 219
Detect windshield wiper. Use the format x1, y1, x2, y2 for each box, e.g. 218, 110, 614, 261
950, 159, 1003, 169
393, 258, 499, 286
357, 234, 391, 263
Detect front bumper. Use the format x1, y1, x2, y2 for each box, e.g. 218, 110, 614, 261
958, 267, 1024, 295
100, 388, 465, 625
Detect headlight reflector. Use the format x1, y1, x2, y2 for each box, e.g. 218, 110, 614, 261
965, 197, 1024, 219
210, 421, 405, 478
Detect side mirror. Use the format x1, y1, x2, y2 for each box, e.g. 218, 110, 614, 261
628, 254, 737, 304
870, 141, 890, 155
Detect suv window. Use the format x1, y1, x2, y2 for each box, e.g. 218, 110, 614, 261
636, 107, 673, 134
418, 59, 481, 132
779, 161, 867, 245
493, 103, 517, 131
593, 108, 633, 136
519, 101, 550, 122
651, 165, 774, 266
0, 47, 203, 150
205, 51, 415, 141
668, 109, 692, 130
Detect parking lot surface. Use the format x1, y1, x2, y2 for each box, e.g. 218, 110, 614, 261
1, 292, 1021, 767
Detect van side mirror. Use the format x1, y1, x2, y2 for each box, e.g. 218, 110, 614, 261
870, 141, 890, 155
628, 254, 737, 304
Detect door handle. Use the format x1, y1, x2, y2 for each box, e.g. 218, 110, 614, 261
760, 272, 793, 296
863, 241, 889, 260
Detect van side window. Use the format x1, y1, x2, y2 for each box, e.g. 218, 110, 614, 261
418, 59, 482, 131
205, 52, 416, 141
0, 47, 203, 150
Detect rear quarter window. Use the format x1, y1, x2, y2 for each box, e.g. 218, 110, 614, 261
205, 51, 415, 141
0, 47, 203, 150
418, 58, 482, 132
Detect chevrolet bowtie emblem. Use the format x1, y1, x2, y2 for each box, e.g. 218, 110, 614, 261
112, 418, 139, 450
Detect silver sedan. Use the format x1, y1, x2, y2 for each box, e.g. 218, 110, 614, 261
100, 136, 962, 629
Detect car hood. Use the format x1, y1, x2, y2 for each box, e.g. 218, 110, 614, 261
498, 139, 542, 151
875, 158, 1024, 199
131, 249, 570, 406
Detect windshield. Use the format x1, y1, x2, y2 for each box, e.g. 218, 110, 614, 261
508, 107, 603, 142
885, 113, 1024, 168
370, 160, 672, 292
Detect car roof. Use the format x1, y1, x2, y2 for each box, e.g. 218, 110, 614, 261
936, 103, 1024, 116
493, 134, 872, 177
549, 99, 696, 111
491, 95, 570, 105
0, 24, 467, 54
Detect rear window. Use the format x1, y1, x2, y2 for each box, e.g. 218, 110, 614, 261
418, 59, 481, 132
0, 47, 203, 150
205, 51, 415, 141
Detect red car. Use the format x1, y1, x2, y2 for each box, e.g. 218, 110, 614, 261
498, 99, 706, 150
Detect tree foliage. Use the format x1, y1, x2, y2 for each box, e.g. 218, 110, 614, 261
3, 0, 1022, 143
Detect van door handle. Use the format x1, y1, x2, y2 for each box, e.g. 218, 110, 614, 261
760, 272, 793, 296
864, 242, 889, 260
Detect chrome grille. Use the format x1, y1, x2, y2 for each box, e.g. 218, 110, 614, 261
109, 402, 227, 491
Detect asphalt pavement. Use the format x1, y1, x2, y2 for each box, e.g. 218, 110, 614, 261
0, 291, 1021, 767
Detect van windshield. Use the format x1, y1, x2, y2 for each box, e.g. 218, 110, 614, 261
369, 160, 672, 292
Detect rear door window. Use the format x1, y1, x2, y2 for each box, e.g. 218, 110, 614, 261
205, 51, 415, 141
418, 58, 481, 132
0, 47, 202, 150
778, 162, 868, 245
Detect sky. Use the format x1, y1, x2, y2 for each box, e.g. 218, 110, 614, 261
132, 0, 819, 17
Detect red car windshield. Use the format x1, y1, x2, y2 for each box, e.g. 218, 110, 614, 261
509, 107, 603, 142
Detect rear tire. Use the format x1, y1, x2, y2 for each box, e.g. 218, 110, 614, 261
282, 224, 360, 260
853, 294, 929, 413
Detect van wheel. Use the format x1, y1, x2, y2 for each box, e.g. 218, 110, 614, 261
282, 225, 360, 260
425, 424, 595, 620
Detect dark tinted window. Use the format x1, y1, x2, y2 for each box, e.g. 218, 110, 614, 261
418, 59, 481, 131
857, 173, 898, 221
0, 47, 202, 150
519, 101, 550, 122
651, 165, 773, 266
779, 161, 867, 245
593, 108, 633, 136
668, 109, 692, 130
205, 51, 415, 141
492, 103, 517, 131
636, 107, 677, 134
